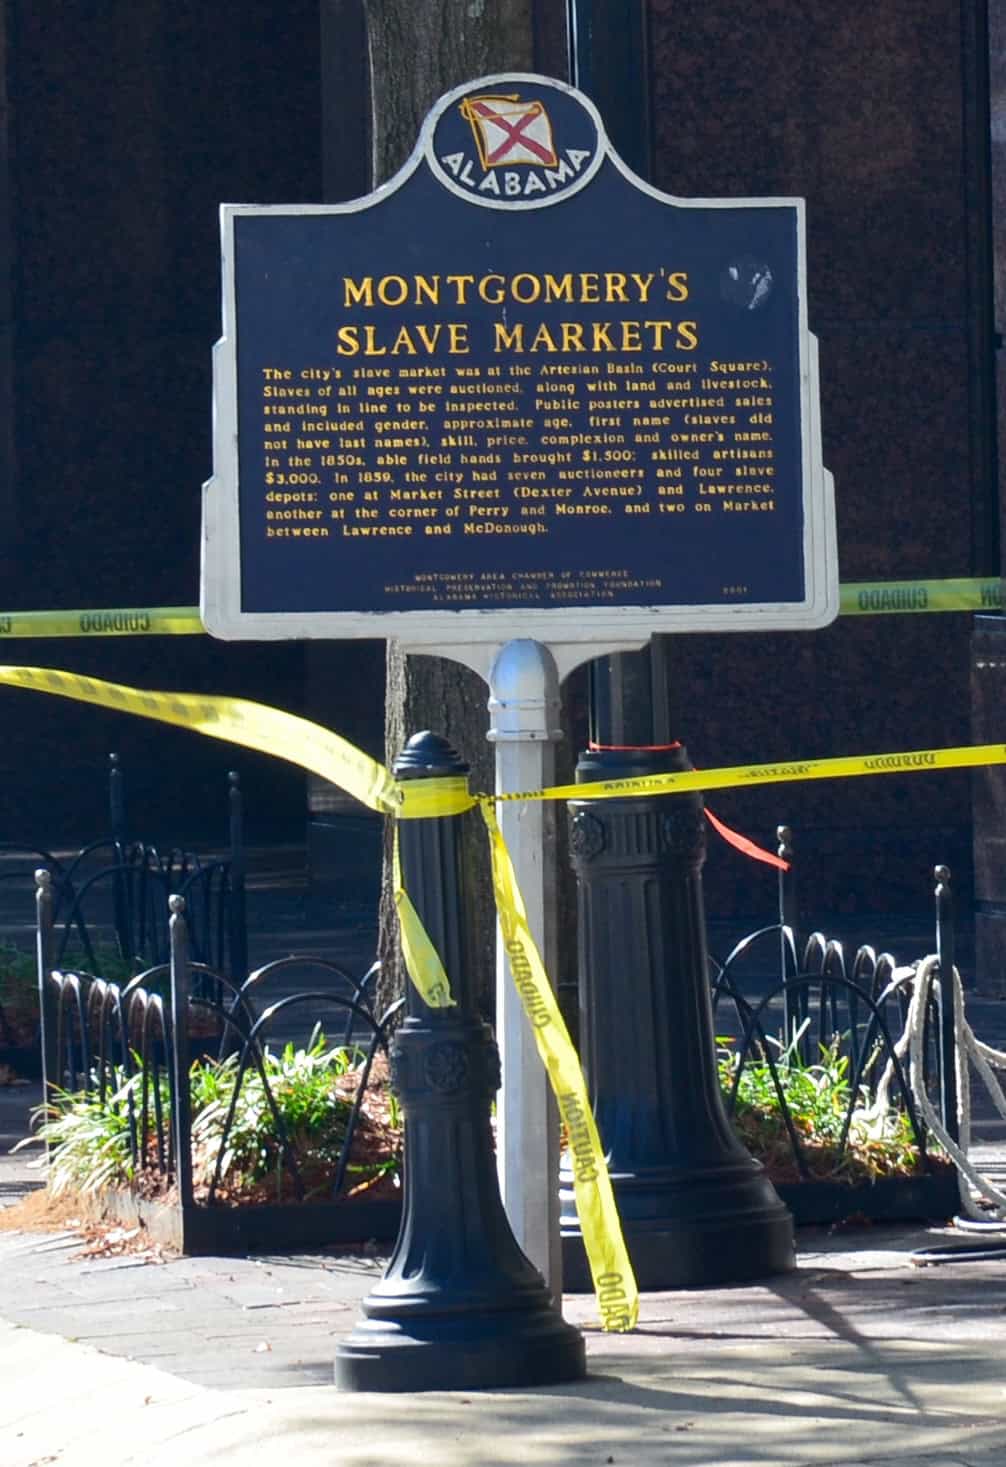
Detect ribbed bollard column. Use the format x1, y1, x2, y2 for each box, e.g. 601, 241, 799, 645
335, 731, 585, 1392
560, 744, 795, 1289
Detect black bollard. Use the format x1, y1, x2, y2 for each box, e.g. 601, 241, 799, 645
560, 743, 795, 1290
335, 731, 585, 1392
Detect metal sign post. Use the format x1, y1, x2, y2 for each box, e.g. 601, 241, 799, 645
421, 634, 642, 1291
201, 71, 839, 1300
488, 639, 564, 1289
485, 636, 653, 1287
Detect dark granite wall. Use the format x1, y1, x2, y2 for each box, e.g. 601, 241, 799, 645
0, 1, 997, 924
0, 0, 576, 849
646, 0, 993, 923
0, 5, 13, 556
972, 0, 1006, 989
1, 0, 340, 842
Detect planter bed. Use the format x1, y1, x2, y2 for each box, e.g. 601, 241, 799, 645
55, 1163, 963, 1260
76, 1186, 403, 1255
777, 1164, 961, 1228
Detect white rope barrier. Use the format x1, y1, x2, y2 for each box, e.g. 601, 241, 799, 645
900, 956, 1006, 1223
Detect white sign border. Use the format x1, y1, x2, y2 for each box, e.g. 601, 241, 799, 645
201, 73, 838, 643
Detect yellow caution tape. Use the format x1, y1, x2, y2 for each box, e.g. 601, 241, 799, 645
494, 742, 1006, 806
0, 608, 204, 637
0, 578, 1002, 640
4, 662, 1001, 812
392, 829, 456, 1009
482, 802, 638, 1330
397, 775, 477, 820
11, 661, 1006, 1330
0, 665, 397, 815
0, 663, 626, 1329
840, 577, 1002, 616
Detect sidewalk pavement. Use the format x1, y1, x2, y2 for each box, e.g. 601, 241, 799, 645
4, 1072, 1006, 1467
3, 871, 1006, 1467
4, 1211, 1006, 1467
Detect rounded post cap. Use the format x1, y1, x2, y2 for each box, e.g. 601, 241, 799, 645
393, 730, 469, 780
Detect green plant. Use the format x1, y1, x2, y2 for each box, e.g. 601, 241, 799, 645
0, 942, 37, 1005
1, 940, 151, 1049
19, 1032, 402, 1206
189, 1029, 399, 1201
717, 1023, 928, 1184
1, 939, 140, 1004
57, 944, 144, 984
0, 943, 39, 1047
15, 1069, 145, 1195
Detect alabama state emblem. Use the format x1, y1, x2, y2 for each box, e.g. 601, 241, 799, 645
425, 74, 604, 209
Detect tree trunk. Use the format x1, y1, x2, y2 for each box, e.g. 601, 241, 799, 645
368, 0, 535, 1019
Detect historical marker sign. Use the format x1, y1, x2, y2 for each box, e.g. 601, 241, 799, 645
201, 74, 837, 644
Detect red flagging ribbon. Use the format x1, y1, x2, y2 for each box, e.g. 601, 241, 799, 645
587, 742, 790, 871
588, 742, 683, 752
704, 807, 789, 871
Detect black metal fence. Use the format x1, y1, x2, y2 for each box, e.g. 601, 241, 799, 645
1, 756, 248, 1070
709, 834, 960, 1223
34, 870, 403, 1253
23, 799, 966, 1242
50, 755, 247, 982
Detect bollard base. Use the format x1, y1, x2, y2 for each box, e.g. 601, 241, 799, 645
334, 1306, 586, 1392
561, 1203, 795, 1292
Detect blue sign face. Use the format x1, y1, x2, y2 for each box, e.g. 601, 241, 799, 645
224, 76, 816, 623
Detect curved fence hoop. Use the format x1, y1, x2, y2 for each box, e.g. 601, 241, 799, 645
242, 954, 366, 996
238, 955, 382, 1041
121, 962, 261, 1062
52, 971, 90, 1093
206, 991, 396, 1206
716, 922, 800, 983
719, 968, 933, 1181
